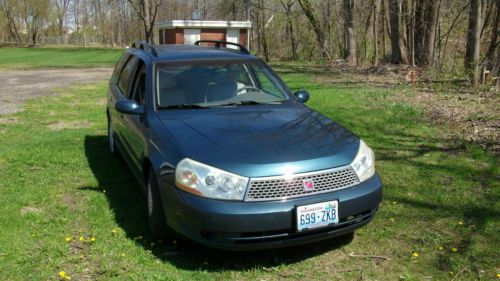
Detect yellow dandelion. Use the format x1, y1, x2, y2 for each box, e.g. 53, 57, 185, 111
389, 218, 395, 222
496, 273, 500, 279
90, 237, 96, 242
451, 247, 458, 252
65, 236, 72, 242
437, 246, 444, 251
458, 221, 464, 225
59, 271, 71, 280
111, 228, 118, 234
79, 236, 85, 242
412, 252, 419, 257
133, 235, 143, 240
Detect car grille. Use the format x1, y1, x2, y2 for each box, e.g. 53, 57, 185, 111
245, 166, 360, 201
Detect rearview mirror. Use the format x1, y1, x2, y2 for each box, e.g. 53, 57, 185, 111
294, 90, 310, 103
115, 100, 144, 115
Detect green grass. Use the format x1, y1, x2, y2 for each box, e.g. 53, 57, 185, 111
0, 47, 122, 69
0, 64, 498, 280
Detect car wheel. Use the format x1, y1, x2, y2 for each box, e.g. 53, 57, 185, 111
107, 117, 118, 156
147, 170, 170, 240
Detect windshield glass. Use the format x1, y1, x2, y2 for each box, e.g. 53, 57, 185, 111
156, 61, 290, 108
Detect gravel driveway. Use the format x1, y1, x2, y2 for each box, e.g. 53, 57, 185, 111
0, 68, 112, 115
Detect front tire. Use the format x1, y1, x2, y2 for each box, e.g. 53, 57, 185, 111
147, 170, 169, 240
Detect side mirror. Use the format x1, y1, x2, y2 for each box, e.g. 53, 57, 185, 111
294, 90, 310, 103
115, 100, 144, 115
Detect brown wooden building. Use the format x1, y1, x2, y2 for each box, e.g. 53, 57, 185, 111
155, 20, 252, 50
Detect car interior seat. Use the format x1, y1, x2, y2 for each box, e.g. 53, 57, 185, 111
158, 72, 189, 106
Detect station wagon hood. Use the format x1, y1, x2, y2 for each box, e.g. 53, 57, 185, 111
158, 105, 360, 178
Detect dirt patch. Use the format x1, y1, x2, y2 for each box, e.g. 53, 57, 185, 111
61, 192, 81, 212
20, 206, 42, 215
313, 64, 409, 87
96, 98, 107, 106
289, 63, 499, 153
0, 68, 112, 115
395, 88, 499, 153
0, 117, 19, 124
47, 120, 92, 130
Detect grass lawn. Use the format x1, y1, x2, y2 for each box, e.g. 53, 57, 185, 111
0, 47, 122, 69
0, 57, 498, 280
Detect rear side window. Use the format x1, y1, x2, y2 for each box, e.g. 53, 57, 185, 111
111, 53, 130, 83
129, 62, 146, 105
117, 56, 139, 97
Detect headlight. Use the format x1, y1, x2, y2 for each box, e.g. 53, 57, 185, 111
175, 158, 249, 200
350, 140, 375, 182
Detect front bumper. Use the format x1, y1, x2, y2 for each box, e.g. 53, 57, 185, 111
158, 173, 382, 250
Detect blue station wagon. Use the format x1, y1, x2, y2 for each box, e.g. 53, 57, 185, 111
107, 41, 382, 250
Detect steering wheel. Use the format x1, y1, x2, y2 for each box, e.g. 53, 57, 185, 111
233, 86, 261, 96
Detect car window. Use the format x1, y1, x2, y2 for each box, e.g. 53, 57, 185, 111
130, 62, 146, 105
251, 65, 287, 98
117, 56, 139, 97
156, 61, 289, 108
111, 53, 130, 83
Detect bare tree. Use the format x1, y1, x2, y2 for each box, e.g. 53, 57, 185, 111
253, 0, 270, 61
297, 0, 332, 62
54, 0, 71, 44
414, 0, 439, 66
465, 0, 482, 85
127, 0, 162, 43
1, 0, 22, 44
373, 0, 381, 66
389, 0, 409, 63
485, 0, 500, 85
280, 0, 297, 60
26, 0, 49, 45
342, 0, 356, 64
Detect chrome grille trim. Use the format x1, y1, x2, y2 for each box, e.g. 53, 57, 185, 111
244, 165, 360, 202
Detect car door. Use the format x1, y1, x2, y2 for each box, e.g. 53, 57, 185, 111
110, 54, 140, 158
120, 60, 148, 176
108, 53, 130, 142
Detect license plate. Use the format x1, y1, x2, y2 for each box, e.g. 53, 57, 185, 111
296, 200, 338, 231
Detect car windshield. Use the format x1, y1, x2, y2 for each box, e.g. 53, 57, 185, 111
156, 61, 290, 108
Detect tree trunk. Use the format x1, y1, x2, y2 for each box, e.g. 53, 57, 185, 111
465, 0, 482, 85
415, 0, 438, 66
143, 0, 151, 42
373, 0, 381, 66
389, 0, 402, 63
280, 0, 297, 61
343, 0, 356, 65
297, 0, 332, 62
485, 0, 500, 80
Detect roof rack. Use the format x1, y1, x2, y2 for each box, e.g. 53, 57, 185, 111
131, 41, 158, 56
194, 40, 249, 54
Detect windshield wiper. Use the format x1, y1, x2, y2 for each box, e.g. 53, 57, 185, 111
160, 104, 210, 109
215, 100, 282, 107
